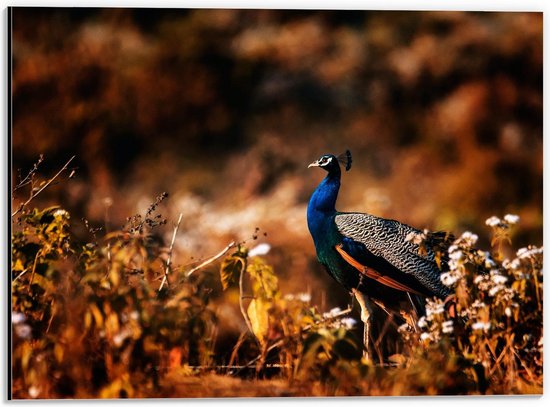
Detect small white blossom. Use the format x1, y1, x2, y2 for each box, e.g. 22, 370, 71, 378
417, 316, 427, 328
14, 324, 32, 339
504, 214, 520, 224
248, 243, 271, 257
283, 294, 295, 301
489, 285, 504, 297
449, 250, 463, 261
323, 307, 342, 319
113, 329, 131, 347
53, 209, 69, 218
485, 216, 501, 227
472, 321, 491, 331
442, 320, 454, 334
12, 312, 26, 324
516, 247, 529, 257
426, 304, 445, 318
516, 246, 543, 260
284, 292, 311, 303
474, 275, 485, 284
471, 300, 486, 309
340, 317, 357, 330
28, 386, 40, 398
461, 231, 478, 245
491, 274, 508, 285
440, 272, 458, 287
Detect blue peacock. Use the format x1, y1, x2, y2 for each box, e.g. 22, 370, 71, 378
307, 150, 453, 360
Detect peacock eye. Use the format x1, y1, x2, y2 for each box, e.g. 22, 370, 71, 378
320, 156, 332, 166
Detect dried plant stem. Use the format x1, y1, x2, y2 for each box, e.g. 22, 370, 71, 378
158, 213, 183, 292
12, 155, 76, 217
186, 241, 236, 277
239, 261, 260, 347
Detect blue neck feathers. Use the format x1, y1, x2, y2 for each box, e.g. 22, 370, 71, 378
307, 170, 341, 237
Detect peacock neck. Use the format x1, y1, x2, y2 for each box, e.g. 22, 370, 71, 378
308, 171, 341, 218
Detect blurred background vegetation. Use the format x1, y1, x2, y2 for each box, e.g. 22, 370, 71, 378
11, 8, 542, 364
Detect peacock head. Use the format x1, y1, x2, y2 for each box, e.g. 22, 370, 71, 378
308, 150, 352, 173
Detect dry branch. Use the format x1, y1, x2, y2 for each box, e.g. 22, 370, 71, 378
158, 213, 183, 292
186, 241, 236, 277
12, 155, 76, 217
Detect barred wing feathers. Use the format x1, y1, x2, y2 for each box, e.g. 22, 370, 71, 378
334, 212, 451, 298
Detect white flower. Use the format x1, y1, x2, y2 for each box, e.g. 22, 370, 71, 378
471, 300, 486, 309
472, 321, 491, 331
14, 324, 32, 339
340, 317, 357, 330
474, 275, 485, 284
489, 285, 504, 296
449, 250, 463, 261
461, 231, 478, 245
516, 246, 543, 260
440, 272, 458, 286
323, 307, 342, 319
28, 386, 40, 398
505, 307, 512, 317
287, 292, 311, 303
113, 329, 131, 347
53, 209, 69, 218
417, 316, 427, 328
283, 294, 295, 301
426, 304, 445, 317
442, 320, 454, 334
485, 216, 501, 227
12, 312, 26, 324
504, 214, 519, 225
504, 214, 520, 224
491, 274, 508, 285
248, 243, 271, 257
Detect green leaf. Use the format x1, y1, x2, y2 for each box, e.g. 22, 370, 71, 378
219, 255, 245, 290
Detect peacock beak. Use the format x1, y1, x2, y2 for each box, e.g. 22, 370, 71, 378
308, 160, 320, 168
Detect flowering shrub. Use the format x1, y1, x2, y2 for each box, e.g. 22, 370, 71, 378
10, 159, 542, 397
405, 215, 543, 394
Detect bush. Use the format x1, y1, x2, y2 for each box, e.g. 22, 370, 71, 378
11, 161, 542, 397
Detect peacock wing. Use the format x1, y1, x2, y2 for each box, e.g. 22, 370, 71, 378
334, 213, 451, 298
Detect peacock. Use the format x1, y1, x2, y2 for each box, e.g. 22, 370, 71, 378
307, 150, 453, 360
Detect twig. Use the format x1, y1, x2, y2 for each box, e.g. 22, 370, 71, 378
12, 268, 29, 283
12, 155, 76, 217
158, 213, 183, 292
13, 154, 44, 192
186, 241, 236, 277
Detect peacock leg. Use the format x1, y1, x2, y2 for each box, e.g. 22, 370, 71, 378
352, 289, 373, 361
